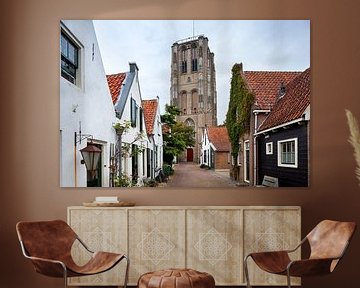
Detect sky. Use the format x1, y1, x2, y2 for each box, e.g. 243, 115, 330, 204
93, 20, 310, 124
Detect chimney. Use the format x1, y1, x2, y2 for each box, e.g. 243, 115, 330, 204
129, 62, 139, 73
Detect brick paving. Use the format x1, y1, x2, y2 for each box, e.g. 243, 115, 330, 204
167, 162, 237, 188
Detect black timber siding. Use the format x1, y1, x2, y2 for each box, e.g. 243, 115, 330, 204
257, 123, 309, 187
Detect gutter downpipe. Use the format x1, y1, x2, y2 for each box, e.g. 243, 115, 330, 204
253, 113, 258, 186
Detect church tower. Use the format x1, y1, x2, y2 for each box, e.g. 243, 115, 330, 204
170, 35, 217, 162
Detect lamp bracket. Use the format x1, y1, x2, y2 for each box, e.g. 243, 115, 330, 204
75, 131, 93, 145
74, 121, 94, 146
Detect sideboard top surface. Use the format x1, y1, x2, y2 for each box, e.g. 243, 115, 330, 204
68, 205, 301, 210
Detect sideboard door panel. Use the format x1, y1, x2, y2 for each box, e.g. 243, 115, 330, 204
186, 209, 243, 285
68, 208, 128, 286
243, 208, 301, 286
128, 209, 186, 284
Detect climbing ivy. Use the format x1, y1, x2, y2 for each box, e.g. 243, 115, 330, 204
225, 64, 254, 162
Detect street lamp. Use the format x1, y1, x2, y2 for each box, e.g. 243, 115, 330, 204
80, 144, 101, 172
74, 121, 102, 186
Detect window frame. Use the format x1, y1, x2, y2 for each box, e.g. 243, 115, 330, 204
60, 31, 79, 84
266, 142, 273, 155
131, 98, 137, 127
139, 107, 143, 132
277, 138, 298, 168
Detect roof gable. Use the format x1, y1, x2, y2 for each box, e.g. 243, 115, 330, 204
106, 73, 126, 104
244, 71, 301, 110
207, 126, 230, 152
142, 99, 158, 135
258, 68, 310, 131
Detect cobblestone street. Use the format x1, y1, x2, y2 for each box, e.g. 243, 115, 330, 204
167, 162, 237, 188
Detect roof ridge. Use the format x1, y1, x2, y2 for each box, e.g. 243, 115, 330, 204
106, 72, 126, 77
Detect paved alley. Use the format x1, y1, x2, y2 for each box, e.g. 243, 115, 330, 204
167, 162, 237, 188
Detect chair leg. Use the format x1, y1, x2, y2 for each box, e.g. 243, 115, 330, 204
244, 255, 252, 288
286, 270, 292, 288
123, 255, 130, 288
62, 264, 68, 288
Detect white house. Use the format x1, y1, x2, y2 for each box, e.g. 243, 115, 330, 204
200, 127, 215, 168
142, 98, 163, 179
107, 63, 150, 185
60, 20, 117, 187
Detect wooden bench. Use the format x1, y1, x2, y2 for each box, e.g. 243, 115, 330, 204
261, 175, 279, 187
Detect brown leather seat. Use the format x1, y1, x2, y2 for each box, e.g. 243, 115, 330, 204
16, 220, 129, 288
244, 220, 356, 288
138, 268, 215, 288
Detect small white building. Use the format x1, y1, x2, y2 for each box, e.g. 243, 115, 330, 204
60, 20, 117, 187
200, 127, 215, 168
142, 98, 163, 179
107, 63, 150, 185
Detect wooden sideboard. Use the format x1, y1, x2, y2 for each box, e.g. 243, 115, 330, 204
67, 206, 301, 286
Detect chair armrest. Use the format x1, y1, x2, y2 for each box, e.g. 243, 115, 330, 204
25, 255, 67, 277
287, 258, 336, 277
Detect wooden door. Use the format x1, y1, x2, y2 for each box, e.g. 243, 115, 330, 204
187, 148, 193, 162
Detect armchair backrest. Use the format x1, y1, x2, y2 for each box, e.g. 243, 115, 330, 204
16, 220, 77, 262
306, 220, 356, 265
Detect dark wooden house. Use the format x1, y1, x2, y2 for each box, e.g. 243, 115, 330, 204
255, 68, 310, 187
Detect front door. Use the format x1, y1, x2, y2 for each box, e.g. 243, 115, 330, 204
187, 148, 193, 162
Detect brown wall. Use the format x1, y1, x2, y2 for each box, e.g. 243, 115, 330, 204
1, 1, 360, 288
215, 151, 230, 170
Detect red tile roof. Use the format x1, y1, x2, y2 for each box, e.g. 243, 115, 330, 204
106, 73, 126, 104
142, 99, 158, 135
207, 126, 230, 152
258, 68, 310, 131
244, 71, 301, 110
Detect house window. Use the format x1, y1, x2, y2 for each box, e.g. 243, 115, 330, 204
277, 138, 298, 168
139, 108, 143, 132
131, 98, 137, 127
204, 150, 207, 163
61, 32, 78, 84
266, 142, 273, 155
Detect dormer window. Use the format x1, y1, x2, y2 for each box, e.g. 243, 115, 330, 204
279, 82, 286, 98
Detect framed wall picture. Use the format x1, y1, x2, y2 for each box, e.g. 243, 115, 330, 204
60, 20, 310, 188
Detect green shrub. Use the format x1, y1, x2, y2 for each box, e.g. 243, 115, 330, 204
163, 164, 174, 177
143, 178, 158, 187
114, 174, 132, 187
